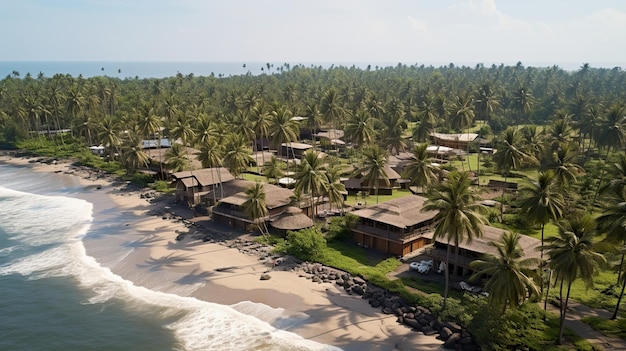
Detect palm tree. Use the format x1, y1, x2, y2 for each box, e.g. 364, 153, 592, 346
402, 143, 439, 194
262, 155, 285, 184
344, 109, 377, 147
166, 143, 190, 172
325, 166, 347, 214
97, 116, 121, 158
269, 105, 298, 168
354, 145, 389, 204
539, 141, 583, 189
594, 104, 626, 203
543, 215, 605, 344
519, 170, 565, 260
251, 105, 272, 166
596, 189, 626, 319
469, 231, 540, 313
493, 127, 537, 221
242, 182, 269, 236
475, 83, 500, 124
195, 139, 224, 204
512, 86, 534, 122
423, 171, 488, 309
295, 149, 328, 218
320, 88, 345, 152
121, 134, 150, 172
302, 101, 323, 149
224, 133, 254, 178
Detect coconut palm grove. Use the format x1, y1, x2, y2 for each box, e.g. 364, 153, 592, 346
2, 62, 626, 350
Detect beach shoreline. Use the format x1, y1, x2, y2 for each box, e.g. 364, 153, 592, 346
0, 153, 445, 351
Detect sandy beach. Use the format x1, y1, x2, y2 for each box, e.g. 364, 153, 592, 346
0, 154, 445, 351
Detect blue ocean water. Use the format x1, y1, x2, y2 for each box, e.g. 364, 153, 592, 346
0, 164, 338, 351
0, 61, 378, 79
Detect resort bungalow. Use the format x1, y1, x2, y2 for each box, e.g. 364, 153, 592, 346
279, 142, 313, 159
171, 168, 235, 206
269, 206, 315, 235
212, 182, 295, 231
343, 165, 401, 196
423, 225, 541, 277
350, 195, 438, 256
430, 133, 478, 150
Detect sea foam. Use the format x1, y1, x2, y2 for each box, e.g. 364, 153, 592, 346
0, 187, 339, 351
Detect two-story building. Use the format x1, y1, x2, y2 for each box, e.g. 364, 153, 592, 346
350, 195, 438, 255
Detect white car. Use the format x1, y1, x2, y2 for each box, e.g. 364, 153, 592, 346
409, 260, 433, 273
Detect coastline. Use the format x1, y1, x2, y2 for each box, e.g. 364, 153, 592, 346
0, 154, 444, 351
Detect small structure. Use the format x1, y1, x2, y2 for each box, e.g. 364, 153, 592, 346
270, 206, 314, 234
430, 133, 478, 150
171, 168, 235, 206
350, 195, 438, 255
212, 182, 295, 231
423, 225, 541, 277
343, 165, 401, 196
279, 142, 313, 159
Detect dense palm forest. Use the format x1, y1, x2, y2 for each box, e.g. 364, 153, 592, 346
2, 62, 626, 349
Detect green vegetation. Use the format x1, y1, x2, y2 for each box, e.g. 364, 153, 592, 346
3, 62, 626, 349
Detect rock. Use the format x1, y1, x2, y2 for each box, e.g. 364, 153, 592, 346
351, 284, 364, 296
439, 327, 452, 340
443, 333, 461, 349
445, 321, 463, 333
260, 274, 271, 280
459, 336, 473, 345
403, 318, 422, 330
422, 326, 438, 336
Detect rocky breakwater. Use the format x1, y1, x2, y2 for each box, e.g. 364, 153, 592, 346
298, 262, 481, 351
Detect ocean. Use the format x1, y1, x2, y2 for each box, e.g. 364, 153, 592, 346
0, 61, 377, 80
0, 164, 338, 351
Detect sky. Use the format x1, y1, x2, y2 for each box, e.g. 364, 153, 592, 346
1, 0, 625, 69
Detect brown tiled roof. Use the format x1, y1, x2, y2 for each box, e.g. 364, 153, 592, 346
146, 146, 203, 170
350, 195, 438, 229
423, 225, 541, 260
218, 182, 294, 209
172, 168, 235, 188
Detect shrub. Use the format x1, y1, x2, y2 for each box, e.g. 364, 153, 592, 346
279, 227, 327, 261
325, 213, 358, 242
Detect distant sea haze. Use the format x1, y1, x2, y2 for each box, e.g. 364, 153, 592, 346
0, 61, 614, 80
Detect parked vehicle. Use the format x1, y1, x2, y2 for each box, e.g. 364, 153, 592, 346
409, 259, 433, 274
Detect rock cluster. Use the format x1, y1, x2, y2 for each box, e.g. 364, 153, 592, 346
299, 262, 480, 351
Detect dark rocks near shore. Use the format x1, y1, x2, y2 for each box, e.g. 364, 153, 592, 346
297, 261, 480, 351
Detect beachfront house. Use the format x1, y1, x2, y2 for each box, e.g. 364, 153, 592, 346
422, 225, 541, 277
430, 133, 478, 150
212, 182, 295, 231
343, 164, 401, 196
279, 142, 313, 159
349, 195, 438, 256
171, 168, 235, 206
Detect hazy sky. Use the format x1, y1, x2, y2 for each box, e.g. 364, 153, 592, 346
1, 0, 625, 68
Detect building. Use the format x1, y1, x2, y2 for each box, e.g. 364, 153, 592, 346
269, 206, 315, 235
279, 142, 313, 159
343, 164, 402, 196
171, 168, 235, 206
212, 182, 295, 231
423, 225, 541, 277
350, 195, 438, 256
430, 133, 478, 150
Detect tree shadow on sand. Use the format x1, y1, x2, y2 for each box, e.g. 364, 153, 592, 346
138, 253, 193, 272
174, 268, 215, 285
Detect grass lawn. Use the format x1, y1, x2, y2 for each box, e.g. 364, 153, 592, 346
344, 188, 414, 206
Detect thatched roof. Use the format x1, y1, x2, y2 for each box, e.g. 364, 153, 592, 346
172, 168, 235, 188
423, 225, 541, 260
146, 146, 203, 170
270, 207, 314, 230
350, 195, 438, 229
218, 182, 294, 209
430, 133, 478, 143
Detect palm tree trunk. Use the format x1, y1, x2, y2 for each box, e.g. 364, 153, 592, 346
557, 280, 573, 345
616, 251, 625, 285
611, 273, 626, 320
543, 268, 553, 321
500, 173, 508, 222
592, 147, 612, 206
